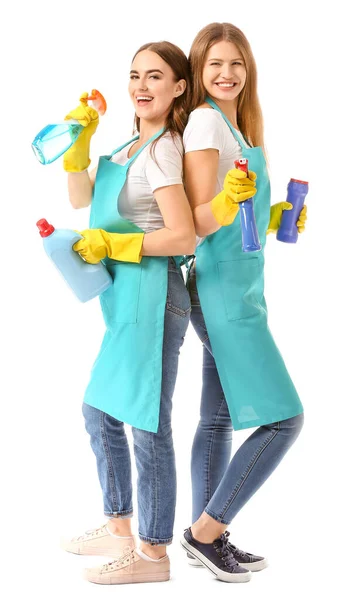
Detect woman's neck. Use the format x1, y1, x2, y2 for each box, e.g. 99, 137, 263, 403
208, 97, 239, 130
137, 118, 166, 144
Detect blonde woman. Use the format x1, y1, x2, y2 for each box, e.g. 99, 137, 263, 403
181, 22, 306, 583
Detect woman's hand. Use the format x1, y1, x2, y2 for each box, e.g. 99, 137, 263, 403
267, 202, 307, 235
211, 168, 257, 226
296, 205, 307, 233
63, 92, 99, 172
73, 229, 144, 264
224, 168, 257, 203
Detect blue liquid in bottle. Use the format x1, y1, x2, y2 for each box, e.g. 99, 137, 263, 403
240, 199, 262, 252
37, 218, 112, 302
234, 158, 262, 253
31, 120, 84, 165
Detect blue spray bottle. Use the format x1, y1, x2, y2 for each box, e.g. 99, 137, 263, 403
37, 218, 112, 302
31, 90, 107, 165
235, 158, 262, 253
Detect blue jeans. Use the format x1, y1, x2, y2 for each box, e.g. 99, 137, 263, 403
83, 258, 191, 544
188, 262, 304, 525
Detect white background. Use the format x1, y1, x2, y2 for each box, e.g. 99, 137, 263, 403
2, 0, 347, 598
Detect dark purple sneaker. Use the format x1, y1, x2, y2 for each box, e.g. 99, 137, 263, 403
187, 531, 267, 572
180, 528, 251, 583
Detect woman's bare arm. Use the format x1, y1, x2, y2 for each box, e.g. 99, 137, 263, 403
184, 149, 223, 237
67, 167, 97, 209
141, 184, 196, 256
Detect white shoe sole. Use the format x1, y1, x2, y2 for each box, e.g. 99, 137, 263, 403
187, 553, 268, 572
84, 570, 170, 584
181, 537, 251, 583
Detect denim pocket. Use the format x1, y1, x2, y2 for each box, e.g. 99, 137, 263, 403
217, 258, 263, 322
100, 262, 142, 328
166, 270, 191, 318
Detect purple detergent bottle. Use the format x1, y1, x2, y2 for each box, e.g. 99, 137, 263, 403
277, 179, 309, 243
37, 218, 112, 302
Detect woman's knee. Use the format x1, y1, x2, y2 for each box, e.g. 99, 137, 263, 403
282, 411, 304, 435
292, 411, 304, 441
268, 411, 304, 441
198, 415, 233, 436
132, 423, 173, 454
293, 411, 304, 430
199, 399, 233, 434
82, 402, 102, 436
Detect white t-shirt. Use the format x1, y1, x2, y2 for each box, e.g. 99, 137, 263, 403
183, 107, 251, 194
183, 108, 251, 246
110, 132, 183, 232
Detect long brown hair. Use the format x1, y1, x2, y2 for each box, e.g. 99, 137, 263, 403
189, 23, 265, 153
132, 41, 192, 154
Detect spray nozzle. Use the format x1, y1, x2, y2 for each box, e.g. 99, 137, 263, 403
87, 89, 107, 115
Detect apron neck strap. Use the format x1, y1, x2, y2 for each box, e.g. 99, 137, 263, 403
110, 136, 139, 157
127, 128, 165, 165
110, 128, 165, 166
205, 97, 248, 150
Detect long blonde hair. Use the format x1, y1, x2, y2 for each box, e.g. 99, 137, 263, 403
132, 41, 192, 154
189, 23, 265, 153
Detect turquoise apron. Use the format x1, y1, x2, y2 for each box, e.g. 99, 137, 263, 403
194, 98, 303, 430
83, 130, 172, 433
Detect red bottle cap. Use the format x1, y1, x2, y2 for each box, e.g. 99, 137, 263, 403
290, 178, 308, 185
37, 218, 55, 237
234, 158, 248, 173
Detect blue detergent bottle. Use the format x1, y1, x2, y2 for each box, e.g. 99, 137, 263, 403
277, 179, 309, 243
31, 89, 107, 165
37, 218, 112, 302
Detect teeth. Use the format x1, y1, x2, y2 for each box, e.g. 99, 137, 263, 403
217, 83, 236, 88
137, 96, 153, 101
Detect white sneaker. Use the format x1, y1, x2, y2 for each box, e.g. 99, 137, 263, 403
84, 548, 170, 584
61, 524, 135, 557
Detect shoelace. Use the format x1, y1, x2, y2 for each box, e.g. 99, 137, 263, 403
101, 546, 134, 572
74, 524, 106, 542
214, 532, 239, 571
228, 542, 248, 559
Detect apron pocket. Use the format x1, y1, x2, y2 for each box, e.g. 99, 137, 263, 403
217, 258, 263, 321
100, 262, 142, 328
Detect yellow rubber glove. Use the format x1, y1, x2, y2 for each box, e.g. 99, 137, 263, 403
211, 168, 257, 226
73, 229, 145, 264
267, 202, 307, 235
296, 204, 307, 233
63, 92, 99, 172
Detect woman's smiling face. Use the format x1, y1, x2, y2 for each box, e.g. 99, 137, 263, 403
202, 40, 247, 102
129, 50, 186, 122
